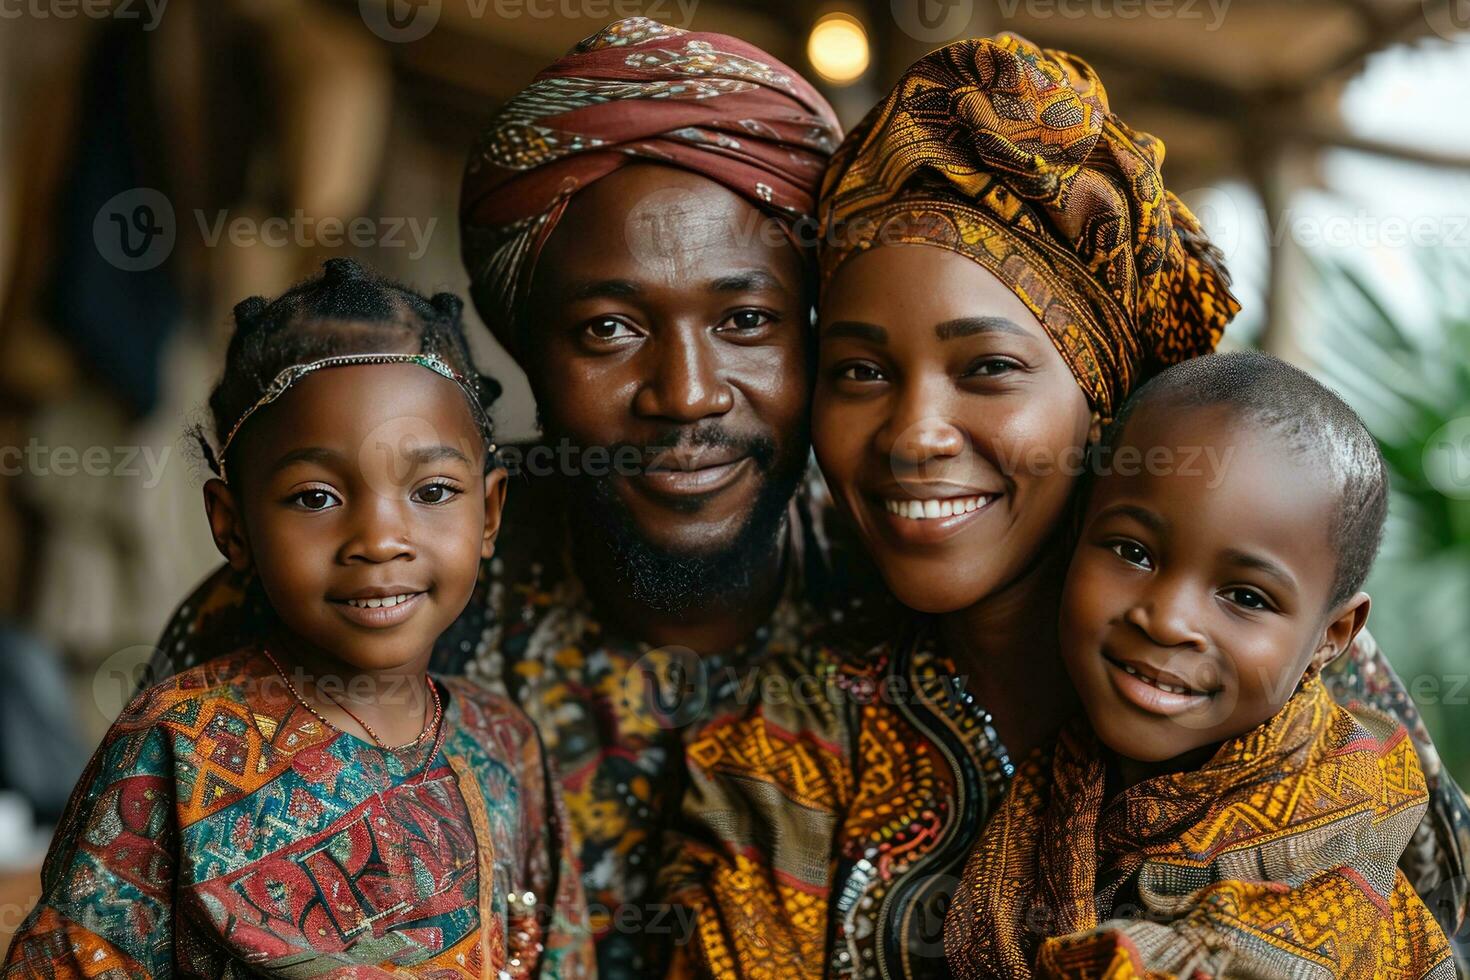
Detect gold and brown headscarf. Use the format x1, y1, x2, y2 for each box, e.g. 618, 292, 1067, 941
818, 33, 1238, 418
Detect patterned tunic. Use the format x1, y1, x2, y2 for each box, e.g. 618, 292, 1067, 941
945, 675, 1453, 978
664, 622, 1470, 979
4, 649, 591, 979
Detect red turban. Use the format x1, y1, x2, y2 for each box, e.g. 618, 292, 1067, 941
460, 17, 840, 361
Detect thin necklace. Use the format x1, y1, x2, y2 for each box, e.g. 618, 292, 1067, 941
260, 647, 442, 751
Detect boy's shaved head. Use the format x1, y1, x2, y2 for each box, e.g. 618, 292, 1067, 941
1110, 350, 1388, 608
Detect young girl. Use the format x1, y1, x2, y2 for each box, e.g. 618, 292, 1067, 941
5, 259, 592, 979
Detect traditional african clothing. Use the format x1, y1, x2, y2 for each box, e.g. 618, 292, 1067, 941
945, 675, 1454, 978
460, 16, 839, 361
664, 625, 1470, 979
658, 33, 1470, 980
4, 648, 591, 980
141, 19, 841, 980
142, 466, 886, 980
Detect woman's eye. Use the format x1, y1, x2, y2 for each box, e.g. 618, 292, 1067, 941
290, 489, 339, 511
966, 358, 1019, 378
719, 309, 773, 332
1223, 587, 1272, 611
585, 318, 639, 342
1109, 541, 1152, 569
412, 483, 460, 505
839, 362, 886, 383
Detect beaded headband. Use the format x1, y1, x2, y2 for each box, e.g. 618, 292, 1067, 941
217, 352, 497, 481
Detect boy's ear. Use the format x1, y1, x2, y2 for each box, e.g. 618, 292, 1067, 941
203, 478, 252, 571
480, 468, 510, 560
1312, 591, 1371, 674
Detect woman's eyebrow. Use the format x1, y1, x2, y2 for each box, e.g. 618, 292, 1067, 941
824, 320, 887, 343
935, 316, 1030, 341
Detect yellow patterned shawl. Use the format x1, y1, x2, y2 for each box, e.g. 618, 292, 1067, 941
817, 33, 1238, 418
944, 675, 1454, 979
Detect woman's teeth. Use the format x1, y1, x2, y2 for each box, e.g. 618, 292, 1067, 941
1118, 661, 1201, 696
884, 496, 992, 520
343, 594, 417, 609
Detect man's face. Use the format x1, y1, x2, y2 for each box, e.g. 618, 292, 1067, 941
522, 165, 811, 598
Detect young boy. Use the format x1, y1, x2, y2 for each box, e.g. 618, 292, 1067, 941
944, 351, 1454, 979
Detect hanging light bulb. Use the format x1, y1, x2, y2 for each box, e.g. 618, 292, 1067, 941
807, 11, 870, 86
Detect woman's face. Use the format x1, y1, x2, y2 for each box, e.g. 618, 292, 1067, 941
813, 245, 1095, 614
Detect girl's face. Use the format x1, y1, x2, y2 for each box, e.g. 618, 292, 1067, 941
813, 245, 1094, 614
205, 361, 506, 674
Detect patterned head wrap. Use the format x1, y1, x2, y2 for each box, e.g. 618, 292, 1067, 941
818, 33, 1238, 418
460, 17, 841, 362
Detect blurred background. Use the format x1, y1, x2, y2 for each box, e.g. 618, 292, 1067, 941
1, 0, 1468, 949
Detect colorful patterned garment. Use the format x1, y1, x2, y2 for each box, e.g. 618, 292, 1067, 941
459, 16, 840, 361
943, 674, 1454, 979
660, 31, 1468, 980
662, 625, 1470, 979
142, 470, 889, 980
5, 648, 592, 980
817, 32, 1237, 419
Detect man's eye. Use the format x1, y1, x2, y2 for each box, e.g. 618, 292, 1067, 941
720, 309, 773, 332
1109, 541, 1152, 569
585, 318, 639, 342
412, 483, 460, 505
290, 489, 339, 511
840, 362, 886, 383
1223, 587, 1272, 611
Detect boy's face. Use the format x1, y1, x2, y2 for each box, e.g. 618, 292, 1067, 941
1060, 402, 1356, 767
205, 362, 506, 675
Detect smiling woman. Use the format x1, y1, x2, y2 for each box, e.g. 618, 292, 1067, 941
664, 31, 1469, 980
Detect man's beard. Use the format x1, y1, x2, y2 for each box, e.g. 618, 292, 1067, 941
560, 422, 806, 614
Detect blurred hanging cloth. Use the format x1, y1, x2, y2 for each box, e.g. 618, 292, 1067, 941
45, 19, 180, 418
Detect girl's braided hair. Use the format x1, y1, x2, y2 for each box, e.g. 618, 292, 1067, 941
195, 258, 502, 478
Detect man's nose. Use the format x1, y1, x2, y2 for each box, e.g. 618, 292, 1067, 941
632, 327, 734, 423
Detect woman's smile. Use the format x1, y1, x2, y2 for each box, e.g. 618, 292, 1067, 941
870, 488, 1003, 545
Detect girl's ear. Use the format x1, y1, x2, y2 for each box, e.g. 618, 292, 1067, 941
480, 467, 510, 560
1311, 591, 1371, 675
203, 478, 252, 571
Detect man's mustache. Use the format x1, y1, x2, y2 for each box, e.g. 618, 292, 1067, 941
608, 423, 778, 472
